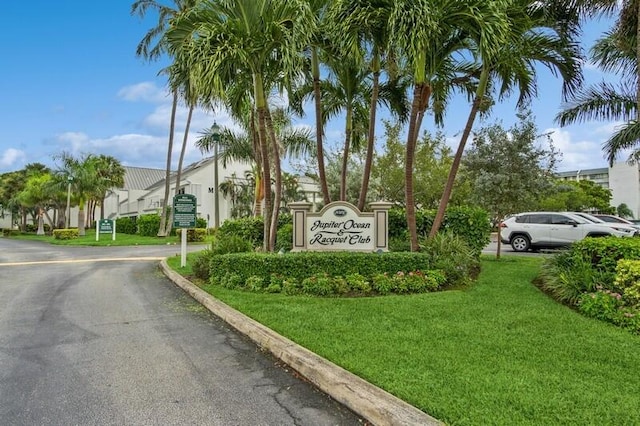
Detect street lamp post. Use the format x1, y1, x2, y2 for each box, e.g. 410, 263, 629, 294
211, 122, 221, 229
66, 175, 73, 229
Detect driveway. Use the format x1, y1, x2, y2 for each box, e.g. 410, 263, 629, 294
0, 238, 361, 425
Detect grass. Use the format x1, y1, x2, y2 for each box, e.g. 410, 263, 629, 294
8, 232, 181, 246
169, 254, 640, 425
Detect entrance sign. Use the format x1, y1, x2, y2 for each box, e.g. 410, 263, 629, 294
96, 219, 116, 241
173, 194, 198, 267
173, 194, 197, 228
289, 201, 393, 252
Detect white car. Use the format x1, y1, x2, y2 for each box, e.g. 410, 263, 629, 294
593, 214, 640, 231
570, 212, 638, 236
500, 211, 634, 252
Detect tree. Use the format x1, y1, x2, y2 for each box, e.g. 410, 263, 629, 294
388, 0, 511, 251
462, 111, 561, 257
90, 154, 125, 223
617, 203, 634, 218
430, 0, 583, 238
326, 0, 411, 210
131, 0, 197, 237
168, 0, 314, 251
539, 179, 614, 213
372, 121, 469, 208
556, 3, 640, 164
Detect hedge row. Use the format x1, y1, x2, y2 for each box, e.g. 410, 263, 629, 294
207, 249, 473, 289
218, 207, 491, 254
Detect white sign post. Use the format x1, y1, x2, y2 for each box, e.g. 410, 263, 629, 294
173, 194, 197, 267
96, 219, 116, 242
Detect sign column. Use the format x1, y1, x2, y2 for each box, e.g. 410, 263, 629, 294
173, 194, 197, 267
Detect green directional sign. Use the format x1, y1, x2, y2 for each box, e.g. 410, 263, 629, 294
173, 194, 197, 228
99, 219, 114, 234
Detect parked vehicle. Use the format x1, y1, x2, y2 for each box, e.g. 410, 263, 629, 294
500, 212, 635, 252
570, 212, 639, 235
593, 214, 640, 231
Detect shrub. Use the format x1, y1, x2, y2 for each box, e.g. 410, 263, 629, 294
180, 228, 206, 242
578, 290, 640, 333
572, 237, 640, 276
218, 216, 264, 247
246, 275, 267, 292
53, 228, 79, 240
210, 234, 254, 255
614, 260, 640, 306
420, 232, 479, 287
196, 217, 207, 229
538, 250, 609, 305
116, 217, 137, 234
192, 249, 213, 280
137, 214, 161, 237
302, 274, 333, 296
204, 250, 470, 297
345, 273, 371, 294
2, 228, 20, 237
275, 223, 293, 252
388, 206, 491, 255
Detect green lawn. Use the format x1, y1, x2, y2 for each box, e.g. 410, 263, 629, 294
8, 232, 181, 246
169, 255, 640, 425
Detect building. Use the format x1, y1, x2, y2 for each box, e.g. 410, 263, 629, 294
103, 156, 253, 228
557, 162, 640, 217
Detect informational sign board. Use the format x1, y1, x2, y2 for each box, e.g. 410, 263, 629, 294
289, 201, 393, 252
306, 204, 375, 251
173, 194, 197, 228
96, 219, 116, 241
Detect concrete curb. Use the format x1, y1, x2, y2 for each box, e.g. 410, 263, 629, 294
159, 260, 442, 426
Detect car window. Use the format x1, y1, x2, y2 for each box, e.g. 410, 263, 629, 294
551, 214, 574, 225
527, 214, 551, 224
515, 215, 529, 223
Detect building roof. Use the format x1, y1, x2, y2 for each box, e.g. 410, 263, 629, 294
123, 166, 165, 190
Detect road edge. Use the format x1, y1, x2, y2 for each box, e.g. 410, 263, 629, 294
159, 259, 442, 426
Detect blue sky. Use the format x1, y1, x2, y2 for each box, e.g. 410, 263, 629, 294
0, 2, 623, 175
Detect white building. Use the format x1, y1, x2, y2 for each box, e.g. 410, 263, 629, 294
557, 162, 640, 217
103, 156, 253, 228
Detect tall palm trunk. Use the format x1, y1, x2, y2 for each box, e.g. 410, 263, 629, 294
167, 104, 194, 237
249, 109, 263, 217
158, 89, 178, 237
265, 107, 282, 251
77, 202, 86, 236
254, 74, 272, 252
340, 106, 353, 201
358, 53, 381, 211
405, 83, 431, 251
312, 48, 331, 205
636, 4, 640, 122
430, 67, 489, 237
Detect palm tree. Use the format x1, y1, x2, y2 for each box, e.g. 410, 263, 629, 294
430, 0, 583, 237
91, 154, 125, 222
572, 0, 640, 120
131, 0, 197, 237
329, 0, 410, 211
388, 0, 511, 251
557, 2, 640, 163
167, 0, 315, 251
306, 0, 332, 205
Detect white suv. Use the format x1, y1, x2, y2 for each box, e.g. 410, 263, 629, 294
500, 211, 636, 252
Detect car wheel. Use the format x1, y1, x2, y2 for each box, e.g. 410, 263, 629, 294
511, 235, 530, 252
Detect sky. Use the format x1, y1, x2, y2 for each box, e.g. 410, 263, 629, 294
0, 2, 625, 176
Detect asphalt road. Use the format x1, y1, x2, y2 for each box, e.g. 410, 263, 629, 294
0, 239, 361, 425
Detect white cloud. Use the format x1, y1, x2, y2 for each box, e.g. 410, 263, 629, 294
545, 127, 606, 171
0, 148, 26, 168
117, 82, 169, 103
